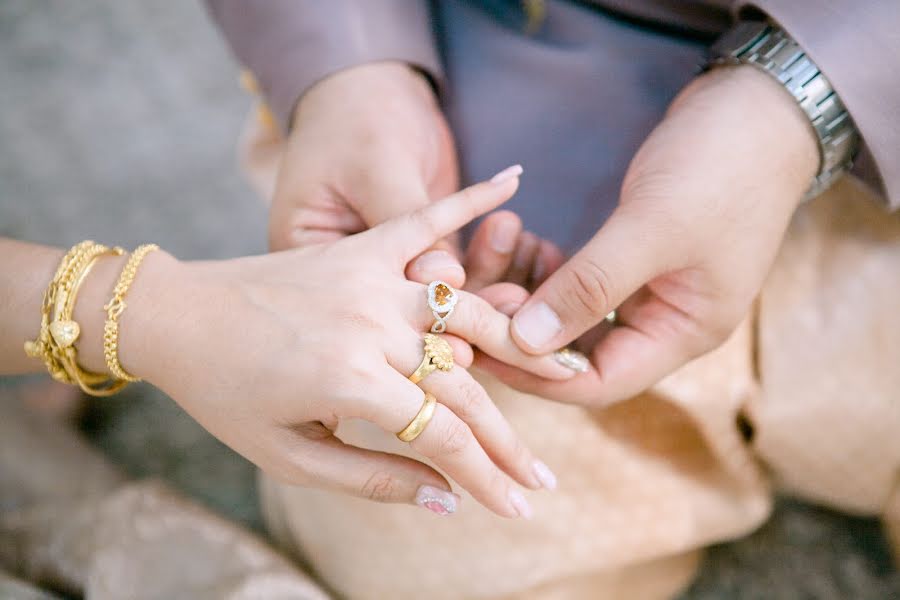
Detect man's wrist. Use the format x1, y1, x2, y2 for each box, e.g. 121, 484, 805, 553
675, 65, 820, 204
290, 61, 436, 131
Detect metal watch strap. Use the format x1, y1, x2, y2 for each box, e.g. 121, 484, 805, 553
709, 21, 859, 199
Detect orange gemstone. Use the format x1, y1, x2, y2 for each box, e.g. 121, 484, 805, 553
434, 283, 452, 306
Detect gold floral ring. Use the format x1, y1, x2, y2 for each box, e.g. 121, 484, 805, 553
408, 333, 454, 385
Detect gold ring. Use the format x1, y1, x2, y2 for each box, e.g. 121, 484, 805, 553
396, 392, 437, 442
408, 334, 454, 384
426, 280, 458, 333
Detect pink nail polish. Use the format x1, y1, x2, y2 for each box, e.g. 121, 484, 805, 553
508, 489, 534, 520
490, 164, 524, 185
532, 461, 558, 491
415, 485, 460, 516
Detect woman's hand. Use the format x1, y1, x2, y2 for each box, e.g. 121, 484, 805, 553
114, 173, 572, 518
487, 66, 820, 405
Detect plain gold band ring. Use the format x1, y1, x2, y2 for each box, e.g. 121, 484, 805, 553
396, 392, 437, 442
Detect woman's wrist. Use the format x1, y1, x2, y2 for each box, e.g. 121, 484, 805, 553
72, 248, 184, 383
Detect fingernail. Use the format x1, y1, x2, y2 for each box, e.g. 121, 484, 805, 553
553, 348, 590, 373
513, 302, 562, 349
532, 461, 558, 491
415, 485, 460, 516
414, 250, 464, 277
490, 164, 523, 185
508, 489, 533, 520
490, 220, 518, 254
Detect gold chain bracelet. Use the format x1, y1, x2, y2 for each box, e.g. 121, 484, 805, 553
25, 241, 125, 396
57, 244, 129, 396
103, 243, 159, 382
25, 240, 96, 383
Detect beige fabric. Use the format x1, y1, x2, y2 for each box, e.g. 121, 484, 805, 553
751, 177, 900, 513
244, 112, 900, 599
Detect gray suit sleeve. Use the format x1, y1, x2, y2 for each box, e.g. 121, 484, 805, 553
739, 0, 900, 208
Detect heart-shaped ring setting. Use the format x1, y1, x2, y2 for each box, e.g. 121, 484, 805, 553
426, 280, 458, 333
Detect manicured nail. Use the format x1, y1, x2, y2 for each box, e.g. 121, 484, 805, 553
490, 164, 523, 185
553, 348, 589, 373
490, 219, 518, 254
413, 250, 464, 277
513, 301, 562, 349
415, 485, 460, 516
508, 489, 533, 520
532, 461, 558, 491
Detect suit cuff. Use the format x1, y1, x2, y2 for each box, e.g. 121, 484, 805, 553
737, 1, 900, 209
206, 0, 443, 132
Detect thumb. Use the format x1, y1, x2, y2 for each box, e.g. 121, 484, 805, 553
510, 210, 668, 353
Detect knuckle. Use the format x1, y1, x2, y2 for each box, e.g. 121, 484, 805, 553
681, 312, 739, 359
409, 209, 441, 244
452, 380, 486, 421
564, 258, 615, 319
487, 465, 510, 498
436, 419, 471, 457
270, 455, 314, 487
359, 471, 400, 503
325, 352, 377, 403
464, 299, 494, 338
337, 309, 384, 333
703, 314, 740, 349
508, 435, 531, 469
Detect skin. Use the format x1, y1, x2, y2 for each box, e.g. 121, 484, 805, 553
271, 60, 819, 408
1, 175, 574, 519
483, 66, 821, 404
269, 61, 565, 291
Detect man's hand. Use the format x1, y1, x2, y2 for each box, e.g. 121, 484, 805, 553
268, 61, 460, 261
483, 66, 820, 405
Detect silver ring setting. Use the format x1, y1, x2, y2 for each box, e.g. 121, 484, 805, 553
427, 280, 458, 334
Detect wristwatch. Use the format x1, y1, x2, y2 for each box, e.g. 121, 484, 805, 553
709, 21, 860, 199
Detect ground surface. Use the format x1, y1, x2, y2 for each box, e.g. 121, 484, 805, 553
1, 2, 897, 598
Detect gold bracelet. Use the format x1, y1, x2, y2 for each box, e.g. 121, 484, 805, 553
25, 241, 96, 383
56, 245, 129, 397
103, 244, 159, 382
24, 241, 126, 397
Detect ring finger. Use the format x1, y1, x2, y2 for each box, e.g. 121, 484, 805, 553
356, 368, 534, 519
406, 282, 576, 380
389, 331, 553, 492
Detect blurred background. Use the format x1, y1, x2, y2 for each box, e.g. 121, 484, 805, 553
1, 2, 897, 598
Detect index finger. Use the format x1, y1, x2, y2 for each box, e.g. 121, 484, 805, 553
364, 165, 523, 266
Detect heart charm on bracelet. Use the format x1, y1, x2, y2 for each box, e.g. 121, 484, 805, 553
49, 320, 81, 348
